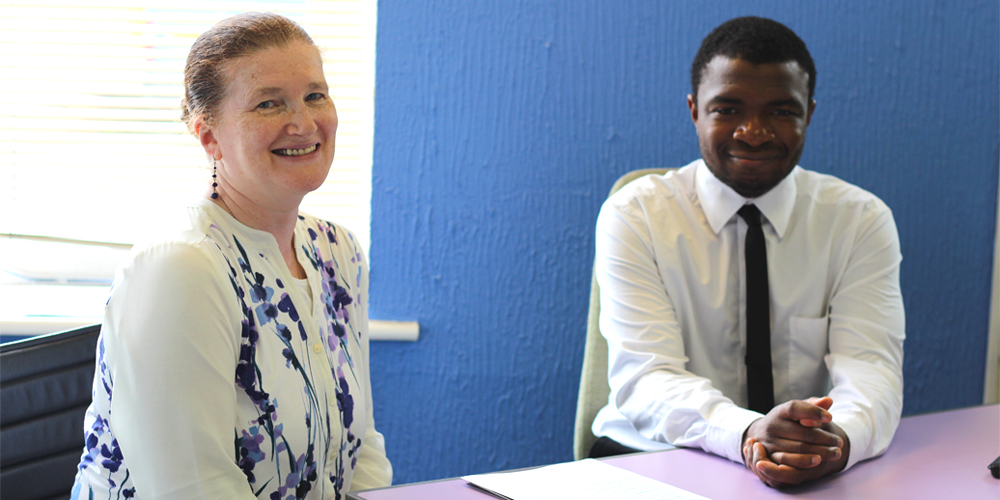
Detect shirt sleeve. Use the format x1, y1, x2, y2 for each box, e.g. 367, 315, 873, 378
595, 196, 760, 463
344, 241, 393, 492
825, 200, 905, 471
104, 241, 256, 500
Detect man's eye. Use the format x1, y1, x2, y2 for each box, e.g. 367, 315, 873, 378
256, 100, 276, 109
306, 92, 326, 101
714, 108, 737, 115
773, 109, 795, 116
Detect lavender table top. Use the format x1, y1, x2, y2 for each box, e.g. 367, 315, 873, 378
351, 404, 1000, 499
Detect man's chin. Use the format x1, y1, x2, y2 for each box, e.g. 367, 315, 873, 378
703, 156, 794, 198
725, 175, 781, 199
727, 165, 795, 198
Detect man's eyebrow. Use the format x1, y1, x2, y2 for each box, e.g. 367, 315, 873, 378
768, 98, 804, 109
706, 96, 744, 106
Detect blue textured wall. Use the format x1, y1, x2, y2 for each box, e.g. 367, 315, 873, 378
369, 0, 999, 484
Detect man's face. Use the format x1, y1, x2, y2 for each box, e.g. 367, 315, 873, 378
687, 56, 815, 198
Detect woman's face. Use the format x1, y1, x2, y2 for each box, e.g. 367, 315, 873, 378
199, 40, 337, 210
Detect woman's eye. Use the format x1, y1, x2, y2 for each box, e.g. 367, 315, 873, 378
256, 100, 276, 110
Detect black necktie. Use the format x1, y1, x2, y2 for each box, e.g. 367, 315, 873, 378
738, 204, 774, 413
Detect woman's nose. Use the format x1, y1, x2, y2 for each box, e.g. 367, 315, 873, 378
286, 105, 318, 137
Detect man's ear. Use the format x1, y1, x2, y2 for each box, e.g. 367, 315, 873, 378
195, 119, 221, 160
806, 99, 817, 127
687, 94, 698, 125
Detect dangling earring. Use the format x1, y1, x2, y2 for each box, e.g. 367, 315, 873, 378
211, 159, 219, 199
211, 159, 237, 220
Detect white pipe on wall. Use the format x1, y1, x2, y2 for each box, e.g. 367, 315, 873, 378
1, 319, 420, 342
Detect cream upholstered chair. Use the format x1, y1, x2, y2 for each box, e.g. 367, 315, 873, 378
573, 168, 673, 460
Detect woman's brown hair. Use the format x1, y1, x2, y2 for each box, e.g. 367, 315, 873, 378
180, 12, 315, 133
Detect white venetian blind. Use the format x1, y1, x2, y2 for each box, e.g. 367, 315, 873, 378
0, 0, 375, 256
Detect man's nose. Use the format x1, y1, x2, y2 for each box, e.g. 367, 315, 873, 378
733, 115, 775, 147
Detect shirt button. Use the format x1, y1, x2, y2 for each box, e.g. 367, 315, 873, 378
313, 343, 323, 354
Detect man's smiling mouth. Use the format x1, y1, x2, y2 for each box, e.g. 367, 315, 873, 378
273, 144, 319, 156
727, 150, 781, 162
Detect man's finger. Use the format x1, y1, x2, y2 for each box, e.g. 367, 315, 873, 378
800, 397, 833, 427
764, 436, 843, 459
750, 442, 777, 486
780, 400, 834, 424
755, 460, 809, 486
773, 412, 843, 446
754, 421, 843, 450
769, 451, 826, 468
805, 396, 833, 410
753, 441, 818, 488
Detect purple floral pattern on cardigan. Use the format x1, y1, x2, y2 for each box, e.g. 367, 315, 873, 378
72, 214, 369, 500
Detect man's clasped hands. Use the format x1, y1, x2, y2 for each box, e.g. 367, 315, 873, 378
742, 397, 851, 487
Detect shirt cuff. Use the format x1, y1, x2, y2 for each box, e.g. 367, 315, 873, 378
706, 405, 763, 463
831, 412, 871, 472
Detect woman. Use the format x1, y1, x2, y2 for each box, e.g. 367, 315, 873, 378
71, 12, 392, 499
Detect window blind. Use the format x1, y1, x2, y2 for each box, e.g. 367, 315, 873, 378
0, 0, 375, 258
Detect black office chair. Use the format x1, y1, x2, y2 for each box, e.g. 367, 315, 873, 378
1, 324, 101, 500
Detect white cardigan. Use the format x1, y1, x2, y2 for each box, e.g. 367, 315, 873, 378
72, 199, 392, 500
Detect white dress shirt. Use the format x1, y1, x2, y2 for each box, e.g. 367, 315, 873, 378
591, 160, 905, 471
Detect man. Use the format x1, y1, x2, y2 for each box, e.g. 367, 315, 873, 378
590, 16, 904, 487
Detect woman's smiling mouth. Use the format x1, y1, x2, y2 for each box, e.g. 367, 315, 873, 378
273, 143, 319, 156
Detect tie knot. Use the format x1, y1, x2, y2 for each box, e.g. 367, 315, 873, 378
738, 204, 762, 227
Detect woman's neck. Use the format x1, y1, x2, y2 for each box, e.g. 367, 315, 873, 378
207, 188, 306, 279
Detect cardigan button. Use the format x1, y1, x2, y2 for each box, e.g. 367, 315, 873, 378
313, 343, 323, 354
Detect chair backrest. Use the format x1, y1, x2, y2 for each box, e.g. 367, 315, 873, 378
573, 168, 672, 460
1, 324, 101, 500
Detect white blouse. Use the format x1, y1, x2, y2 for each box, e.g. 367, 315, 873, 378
72, 199, 392, 499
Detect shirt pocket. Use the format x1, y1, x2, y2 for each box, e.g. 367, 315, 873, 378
787, 315, 831, 399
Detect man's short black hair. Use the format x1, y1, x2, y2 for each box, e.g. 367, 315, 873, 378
690, 16, 816, 103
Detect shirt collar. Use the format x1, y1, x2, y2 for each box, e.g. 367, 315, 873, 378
694, 160, 798, 238
194, 197, 283, 248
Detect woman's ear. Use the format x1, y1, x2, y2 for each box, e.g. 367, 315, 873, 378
195, 119, 221, 160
